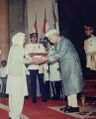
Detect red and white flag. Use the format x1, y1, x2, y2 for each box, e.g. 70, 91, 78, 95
42, 8, 49, 34
33, 14, 38, 33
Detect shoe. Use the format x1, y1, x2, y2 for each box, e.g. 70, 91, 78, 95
32, 98, 37, 103
60, 106, 68, 111
64, 106, 79, 113
42, 98, 47, 102
52, 96, 60, 100
32, 100, 37, 103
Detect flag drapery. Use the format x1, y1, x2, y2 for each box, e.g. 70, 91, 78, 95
33, 13, 38, 33
52, 3, 59, 33
42, 8, 49, 34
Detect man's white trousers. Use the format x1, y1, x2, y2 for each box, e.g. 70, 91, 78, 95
68, 94, 78, 107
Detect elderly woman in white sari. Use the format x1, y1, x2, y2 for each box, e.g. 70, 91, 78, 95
6, 32, 33, 119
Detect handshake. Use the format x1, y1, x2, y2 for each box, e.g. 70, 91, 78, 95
32, 57, 48, 65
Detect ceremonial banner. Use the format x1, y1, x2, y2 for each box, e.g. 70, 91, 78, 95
33, 13, 38, 33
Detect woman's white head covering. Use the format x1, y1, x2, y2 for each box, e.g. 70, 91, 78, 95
12, 32, 25, 46
6, 32, 25, 75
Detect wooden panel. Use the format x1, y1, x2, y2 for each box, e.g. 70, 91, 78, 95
0, 0, 10, 60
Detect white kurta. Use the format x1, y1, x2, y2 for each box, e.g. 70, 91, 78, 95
84, 35, 96, 70
6, 45, 28, 96
49, 62, 61, 81
48, 46, 61, 81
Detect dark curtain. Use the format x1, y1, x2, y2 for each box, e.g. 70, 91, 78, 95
57, 0, 96, 79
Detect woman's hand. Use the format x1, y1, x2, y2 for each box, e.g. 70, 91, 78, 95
32, 57, 48, 65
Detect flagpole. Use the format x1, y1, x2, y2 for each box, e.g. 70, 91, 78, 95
52, 2, 59, 33
35, 13, 39, 42
42, 8, 49, 34
33, 13, 38, 33
52, 3, 56, 29
35, 13, 37, 25
44, 8, 46, 21
35, 13, 38, 33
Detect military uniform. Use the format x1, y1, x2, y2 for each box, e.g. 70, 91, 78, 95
25, 43, 47, 102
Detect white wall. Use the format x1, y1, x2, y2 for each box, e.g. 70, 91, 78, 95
27, 0, 59, 40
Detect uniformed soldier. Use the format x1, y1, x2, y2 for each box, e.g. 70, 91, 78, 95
25, 33, 47, 103
48, 45, 63, 100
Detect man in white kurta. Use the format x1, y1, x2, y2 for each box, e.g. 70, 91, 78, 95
6, 33, 30, 119
48, 45, 63, 100
84, 25, 96, 70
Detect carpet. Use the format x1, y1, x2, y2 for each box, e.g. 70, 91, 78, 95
0, 98, 77, 119
1, 98, 96, 119
0, 103, 29, 119
48, 105, 96, 119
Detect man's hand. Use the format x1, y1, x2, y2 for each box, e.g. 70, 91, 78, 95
32, 57, 48, 65
29, 52, 48, 57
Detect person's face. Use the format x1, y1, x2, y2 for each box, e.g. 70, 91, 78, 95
84, 27, 94, 37
2, 61, 6, 67
48, 34, 58, 44
31, 35, 38, 43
